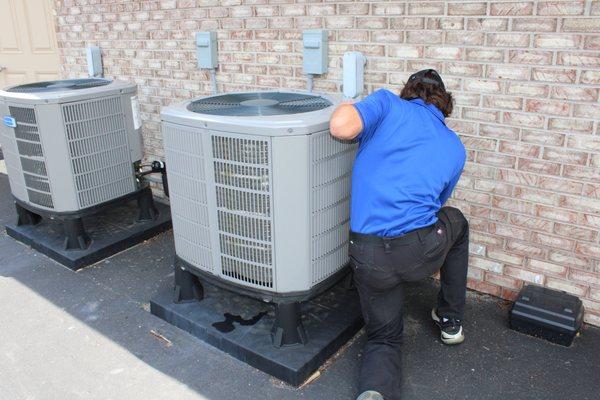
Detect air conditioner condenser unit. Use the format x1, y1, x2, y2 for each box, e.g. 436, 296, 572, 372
161, 91, 357, 346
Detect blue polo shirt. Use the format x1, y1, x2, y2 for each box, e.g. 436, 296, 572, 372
351, 89, 466, 237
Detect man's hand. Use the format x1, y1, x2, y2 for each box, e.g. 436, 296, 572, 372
329, 102, 363, 141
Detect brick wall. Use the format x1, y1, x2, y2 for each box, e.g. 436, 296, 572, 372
52, 0, 600, 326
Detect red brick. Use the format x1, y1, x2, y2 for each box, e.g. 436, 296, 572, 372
474, 180, 512, 196
463, 108, 500, 123
370, 31, 403, 43
506, 239, 546, 258
538, 176, 583, 194
470, 256, 504, 274
454, 93, 483, 106
521, 129, 565, 146
509, 214, 553, 232
407, 2, 445, 15
445, 31, 485, 46
533, 34, 582, 49
487, 33, 531, 47
357, 17, 389, 29
467, 18, 509, 31
546, 278, 589, 297
518, 159, 560, 175
488, 248, 525, 266
582, 214, 600, 229
324, 16, 354, 29
570, 270, 600, 286
388, 45, 423, 59
575, 243, 600, 259
514, 187, 556, 206
506, 82, 549, 97
372, 3, 405, 15
548, 118, 594, 134
461, 136, 498, 151
464, 79, 502, 93
558, 52, 600, 68
467, 278, 503, 297
487, 65, 530, 80
505, 266, 545, 285
532, 232, 574, 250
466, 49, 505, 62
509, 50, 553, 65
446, 120, 478, 134
490, 2, 533, 15
537, 1, 585, 15
407, 31, 443, 44
532, 68, 576, 83
468, 266, 485, 280
480, 124, 519, 140
485, 272, 522, 290
453, 189, 492, 205
425, 46, 462, 60
512, 18, 556, 31
559, 195, 600, 213
551, 87, 599, 102
573, 104, 600, 119
549, 250, 589, 269
498, 170, 537, 186
563, 165, 600, 182
503, 112, 544, 128
448, 2, 487, 15
535, 205, 578, 224
476, 151, 516, 168
427, 17, 465, 30
542, 148, 588, 166
554, 223, 598, 242
492, 196, 534, 214
472, 232, 505, 247
584, 183, 600, 199
499, 141, 540, 157
566, 135, 600, 152
584, 35, 600, 50
579, 70, 600, 85
482, 95, 521, 111
389, 17, 425, 30
530, 259, 569, 276
562, 18, 600, 32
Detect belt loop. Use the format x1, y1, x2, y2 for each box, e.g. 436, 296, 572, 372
383, 238, 392, 254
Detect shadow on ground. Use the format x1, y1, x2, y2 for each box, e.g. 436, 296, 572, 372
0, 172, 599, 400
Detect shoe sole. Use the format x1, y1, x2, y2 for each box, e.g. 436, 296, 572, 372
431, 309, 465, 345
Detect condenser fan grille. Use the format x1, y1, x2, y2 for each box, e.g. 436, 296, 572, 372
187, 92, 332, 116
7, 79, 112, 93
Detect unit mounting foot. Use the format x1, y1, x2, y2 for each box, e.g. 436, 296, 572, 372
271, 302, 308, 348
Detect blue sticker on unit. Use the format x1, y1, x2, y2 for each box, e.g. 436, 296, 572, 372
3, 116, 16, 128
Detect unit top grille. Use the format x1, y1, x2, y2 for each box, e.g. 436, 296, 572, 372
7, 79, 112, 93
187, 92, 332, 116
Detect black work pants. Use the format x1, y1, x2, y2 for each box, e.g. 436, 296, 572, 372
349, 207, 469, 400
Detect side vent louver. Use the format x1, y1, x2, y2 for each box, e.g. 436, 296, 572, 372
9, 106, 54, 209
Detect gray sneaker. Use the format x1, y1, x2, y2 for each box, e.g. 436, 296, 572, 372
431, 308, 465, 345
356, 390, 384, 400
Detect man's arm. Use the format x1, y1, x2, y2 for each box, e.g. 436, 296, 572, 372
329, 102, 363, 141
439, 171, 461, 206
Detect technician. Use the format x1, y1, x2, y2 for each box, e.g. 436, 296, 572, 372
329, 70, 469, 400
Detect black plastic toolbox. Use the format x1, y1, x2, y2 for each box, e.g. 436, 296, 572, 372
509, 285, 584, 346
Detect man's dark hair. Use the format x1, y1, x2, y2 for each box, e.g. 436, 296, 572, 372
400, 69, 454, 118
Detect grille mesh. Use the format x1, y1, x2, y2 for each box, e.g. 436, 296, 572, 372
212, 135, 274, 289
310, 131, 356, 284
8, 78, 111, 93
188, 92, 332, 116
9, 106, 54, 209
62, 97, 135, 208
162, 124, 214, 272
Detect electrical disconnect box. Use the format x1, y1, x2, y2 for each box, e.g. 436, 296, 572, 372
195, 31, 218, 69
86, 46, 103, 78
302, 30, 328, 75
342, 51, 366, 99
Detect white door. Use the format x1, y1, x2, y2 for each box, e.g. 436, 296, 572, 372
0, 0, 61, 87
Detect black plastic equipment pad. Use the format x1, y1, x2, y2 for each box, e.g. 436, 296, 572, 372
510, 285, 584, 346
150, 282, 363, 386
5, 200, 171, 270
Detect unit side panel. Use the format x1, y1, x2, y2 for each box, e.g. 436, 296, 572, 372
5, 102, 57, 209
61, 96, 137, 209
36, 103, 79, 211
310, 131, 356, 285
0, 101, 28, 202
120, 92, 142, 162
270, 135, 311, 293
210, 132, 276, 292
162, 122, 214, 273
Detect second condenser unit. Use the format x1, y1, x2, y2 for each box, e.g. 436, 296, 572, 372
162, 91, 356, 301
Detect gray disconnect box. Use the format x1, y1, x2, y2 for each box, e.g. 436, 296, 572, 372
195, 31, 218, 69
302, 29, 328, 75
